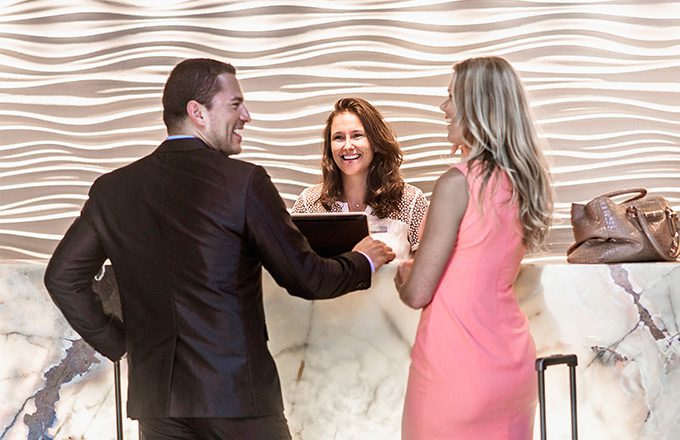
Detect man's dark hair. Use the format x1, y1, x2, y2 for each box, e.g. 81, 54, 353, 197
162, 58, 236, 132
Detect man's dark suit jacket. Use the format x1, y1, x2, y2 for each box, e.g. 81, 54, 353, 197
44, 137, 371, 419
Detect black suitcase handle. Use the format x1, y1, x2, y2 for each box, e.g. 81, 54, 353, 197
114, 360, 124, 440
535, 354, 578, 440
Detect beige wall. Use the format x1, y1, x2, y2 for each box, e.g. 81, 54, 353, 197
1, 1, 679, 260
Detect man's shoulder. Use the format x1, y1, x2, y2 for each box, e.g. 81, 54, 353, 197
225, 156, 260, 171
93, 154, 151, 185
101, 146, 259, 178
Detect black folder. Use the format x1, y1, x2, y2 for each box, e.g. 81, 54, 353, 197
291, 212, 369, 257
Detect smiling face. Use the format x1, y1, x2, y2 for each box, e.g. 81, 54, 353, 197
198, 73, 251, 156
329, 111, 374, 179
439, 78, 467, 156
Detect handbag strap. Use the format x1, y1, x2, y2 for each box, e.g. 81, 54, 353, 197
629, 206, 680, 261
601, 188, 647, 204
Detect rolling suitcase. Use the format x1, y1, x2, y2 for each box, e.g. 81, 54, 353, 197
535, 354, 578, 440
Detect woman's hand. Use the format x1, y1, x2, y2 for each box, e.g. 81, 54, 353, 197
394, 258, 414, 292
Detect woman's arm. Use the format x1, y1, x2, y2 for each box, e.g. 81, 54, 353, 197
395, 167, 469, 309
407, 187, 430, 251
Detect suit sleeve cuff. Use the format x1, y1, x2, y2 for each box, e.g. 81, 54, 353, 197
356, 251, 375, 274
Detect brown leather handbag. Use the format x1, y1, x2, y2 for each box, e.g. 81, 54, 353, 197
567, 188, 679, 264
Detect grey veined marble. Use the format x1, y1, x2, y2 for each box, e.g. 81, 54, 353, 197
1, 261, 679, 439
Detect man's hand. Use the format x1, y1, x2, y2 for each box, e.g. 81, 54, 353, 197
352, 236, 396, 270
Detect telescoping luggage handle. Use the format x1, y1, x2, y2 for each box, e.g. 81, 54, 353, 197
114, 360, 124, 440
535, 354, 578, 440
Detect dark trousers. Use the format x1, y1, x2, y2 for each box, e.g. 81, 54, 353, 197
138, 414, 293, 440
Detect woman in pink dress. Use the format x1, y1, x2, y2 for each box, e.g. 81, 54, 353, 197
394, 56, 553, 439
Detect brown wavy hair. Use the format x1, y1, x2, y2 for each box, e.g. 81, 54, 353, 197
319, 97, 404, 219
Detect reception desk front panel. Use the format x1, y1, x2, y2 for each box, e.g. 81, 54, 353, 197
1, 262, 678, 439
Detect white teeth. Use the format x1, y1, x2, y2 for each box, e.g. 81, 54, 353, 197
342, 154, 360, 160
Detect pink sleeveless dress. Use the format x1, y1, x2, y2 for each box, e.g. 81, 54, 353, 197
402, 163, 537, 439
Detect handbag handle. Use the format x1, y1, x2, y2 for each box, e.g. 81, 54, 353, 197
601, 188, 647, 204
629, 206, 680, 261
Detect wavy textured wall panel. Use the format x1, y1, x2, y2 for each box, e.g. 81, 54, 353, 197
1, 1, 679, 261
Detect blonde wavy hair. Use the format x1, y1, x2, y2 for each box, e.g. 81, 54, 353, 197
452, 56, 553, 251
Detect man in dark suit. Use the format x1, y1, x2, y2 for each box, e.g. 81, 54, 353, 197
44, 58, 395, 439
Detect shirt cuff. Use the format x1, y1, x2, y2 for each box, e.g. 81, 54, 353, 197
356, 251, 375, 274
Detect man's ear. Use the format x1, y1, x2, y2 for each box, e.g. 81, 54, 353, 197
186, 100, 206, 127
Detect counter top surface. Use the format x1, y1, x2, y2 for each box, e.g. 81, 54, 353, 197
1, 261, 678, 439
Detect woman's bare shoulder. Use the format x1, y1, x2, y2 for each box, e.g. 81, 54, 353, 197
437, 165, 467, 188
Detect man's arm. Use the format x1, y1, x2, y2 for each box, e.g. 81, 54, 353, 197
44, 203, 126, 361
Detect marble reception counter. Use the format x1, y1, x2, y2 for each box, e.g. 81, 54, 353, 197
1, 261, 678, 440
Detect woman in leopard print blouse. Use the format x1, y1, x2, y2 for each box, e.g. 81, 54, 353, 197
292, 97, 428, 260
